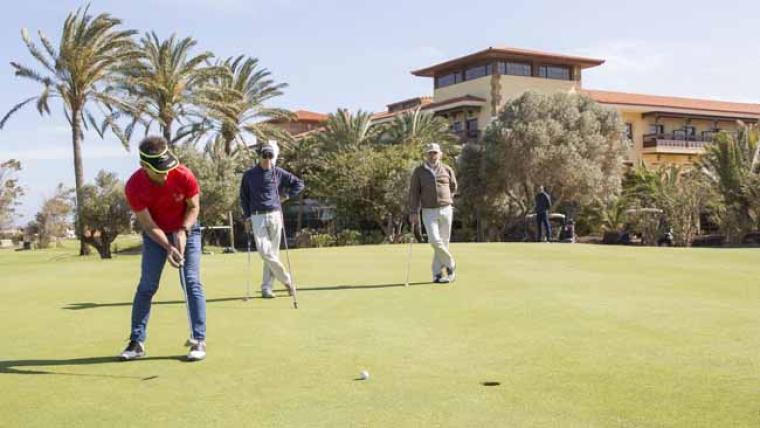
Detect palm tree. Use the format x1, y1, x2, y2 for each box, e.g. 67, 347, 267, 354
381, 107, 457, 152
699, 124, 760, 243
195, 55, 291, 155
116, 32, 226, 144
592, 197, 629, 233
315, 109, 379, 152
1, 6, 138, 255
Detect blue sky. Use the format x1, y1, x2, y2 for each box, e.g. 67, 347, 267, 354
2, 0, 760, 225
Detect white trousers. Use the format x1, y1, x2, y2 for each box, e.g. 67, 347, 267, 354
421, 205, 455, 277
250, 212, 291, 291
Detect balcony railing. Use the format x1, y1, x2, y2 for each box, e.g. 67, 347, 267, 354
642, 131, 736, 150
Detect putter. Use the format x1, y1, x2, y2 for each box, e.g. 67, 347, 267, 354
405, 213, 421, 287
173, 237, 195, 345
177, 263, 195, 346
271, 165, 298, 309
244, 230, 252, 301
404, 220, 414, 287
280, 213, 298, 309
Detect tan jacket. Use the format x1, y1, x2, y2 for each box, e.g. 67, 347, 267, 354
409, 162, 457, 213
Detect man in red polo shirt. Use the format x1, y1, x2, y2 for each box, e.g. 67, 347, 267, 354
119, 136, 207, 361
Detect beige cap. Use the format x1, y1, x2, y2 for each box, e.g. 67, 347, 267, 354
424, 143, 441, 153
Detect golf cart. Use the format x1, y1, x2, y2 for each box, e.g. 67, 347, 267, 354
523, 213, 576, 243
603, 208, 672, 246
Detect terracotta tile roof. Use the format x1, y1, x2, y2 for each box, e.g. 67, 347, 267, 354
293, 110, 329, 122
267, 110, 328, 123
412, 46, 604, 77
583, 89, 760, 116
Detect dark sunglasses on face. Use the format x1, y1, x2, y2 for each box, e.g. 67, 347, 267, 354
262, 152, 274, 159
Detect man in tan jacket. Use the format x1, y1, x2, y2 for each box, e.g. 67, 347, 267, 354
408, 143, 458, 283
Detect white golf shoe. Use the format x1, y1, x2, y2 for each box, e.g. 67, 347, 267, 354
187, 340, 206, 361
119, 341, 145, 361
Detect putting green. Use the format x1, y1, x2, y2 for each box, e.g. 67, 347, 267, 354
1, 239, 759, 426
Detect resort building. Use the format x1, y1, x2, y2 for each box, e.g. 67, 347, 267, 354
375, 46, 760, 167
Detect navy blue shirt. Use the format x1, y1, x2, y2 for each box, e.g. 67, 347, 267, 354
535, 191, 551, 213
240, 165, 305, 217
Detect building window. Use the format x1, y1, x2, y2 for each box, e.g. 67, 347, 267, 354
538, 65, 571, 80
464, 64, 492, 81
649, 124, 664, 135
684, 126, 696, 136
435, 71, 462, 88
498, 61, 532, 77
451, 121, 463, 133
624, 123, 633, 139
465, 118, 479, 138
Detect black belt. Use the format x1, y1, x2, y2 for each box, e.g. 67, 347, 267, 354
251, 208, 279, 215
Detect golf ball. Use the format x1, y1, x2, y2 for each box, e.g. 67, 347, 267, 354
359, 370, 370, 380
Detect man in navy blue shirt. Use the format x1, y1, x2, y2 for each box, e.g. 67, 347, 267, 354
240, 141, 305, 298
535, 185, 552, 242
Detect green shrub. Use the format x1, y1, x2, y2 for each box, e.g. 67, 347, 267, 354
336, 229, 361, 246
311, 233, 336, 248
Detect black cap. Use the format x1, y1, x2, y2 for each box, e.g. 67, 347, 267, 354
139, 147, 179, 174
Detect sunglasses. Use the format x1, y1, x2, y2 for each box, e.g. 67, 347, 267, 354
261, 152, 274, 159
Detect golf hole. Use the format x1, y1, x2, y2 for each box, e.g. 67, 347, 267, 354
481, 381, 500, 387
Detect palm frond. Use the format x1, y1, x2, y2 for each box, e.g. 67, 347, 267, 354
21, 28, 56, 74
1, 96, 38, 129
35, 86, 52, 115
10, 62, 52, 85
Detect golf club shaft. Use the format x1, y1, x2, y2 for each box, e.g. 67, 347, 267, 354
405, 213, 420, 287
405, 241, 413, 287
271, 167, 298, 309
246, 229, 251, 301
178, 263, 194, 342
281, 212, 298, 309
173, 235, 195, 342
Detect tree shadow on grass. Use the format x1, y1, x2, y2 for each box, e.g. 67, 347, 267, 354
63, 281, 431, 310
0, 355, 184, 380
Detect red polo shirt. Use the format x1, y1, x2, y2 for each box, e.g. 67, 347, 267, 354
125, 165, 200, 232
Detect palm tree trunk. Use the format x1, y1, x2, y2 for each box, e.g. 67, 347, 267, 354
71, 111, 90, 256
162, 117, 173, 144
224, 137, 233, 156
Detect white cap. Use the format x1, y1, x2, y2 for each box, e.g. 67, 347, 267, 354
424, 143, 441, 153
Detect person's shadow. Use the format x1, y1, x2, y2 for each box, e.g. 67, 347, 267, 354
0, 355, 184, 380
63, 281, 431, 310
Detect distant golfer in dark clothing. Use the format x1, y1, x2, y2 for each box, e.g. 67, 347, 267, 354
535, 186, 552, 242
